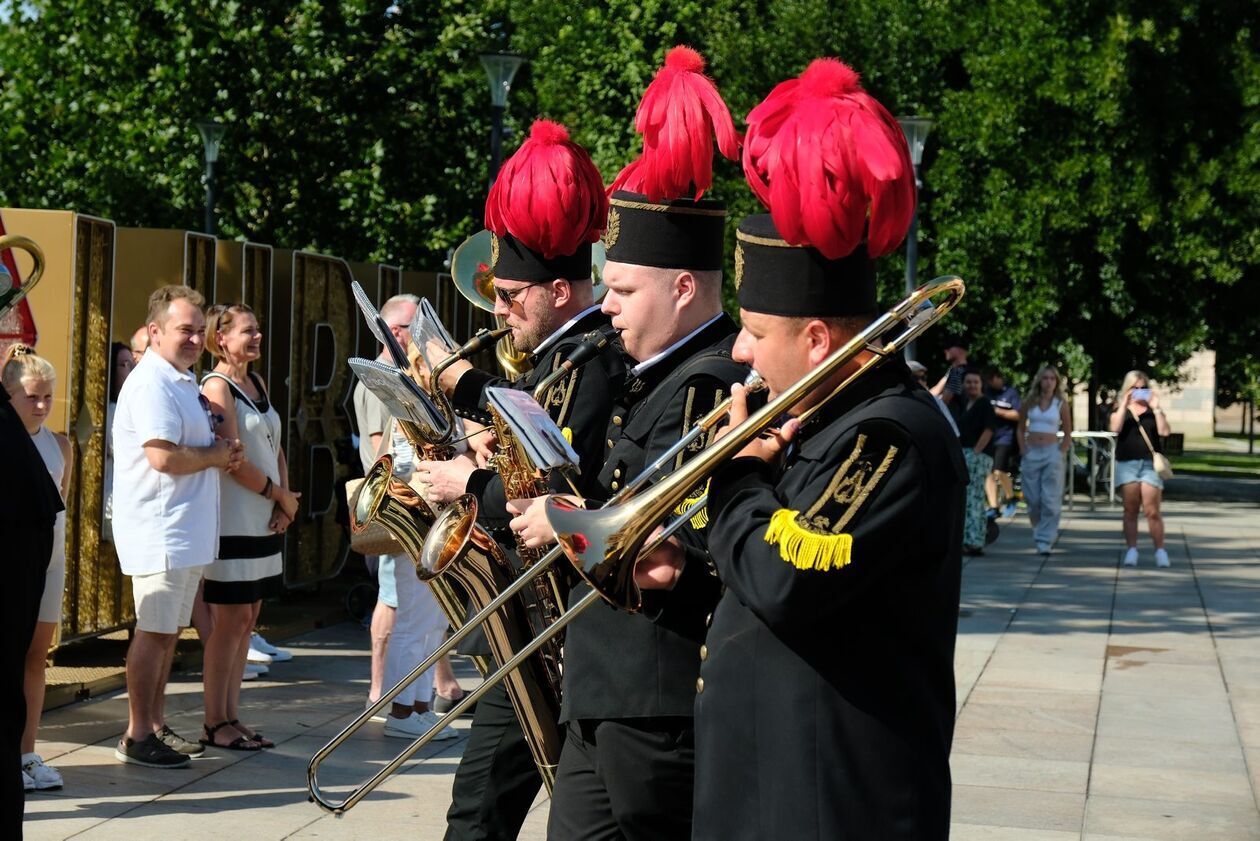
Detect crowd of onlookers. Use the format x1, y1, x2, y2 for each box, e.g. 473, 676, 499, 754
909, 335, 1171, 565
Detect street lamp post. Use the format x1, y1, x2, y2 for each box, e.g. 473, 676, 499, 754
897, 115, 933, 361
479, 52, 524, 190
196, 120, 227, 236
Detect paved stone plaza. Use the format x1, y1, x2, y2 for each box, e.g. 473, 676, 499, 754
22, 500, 1260, 840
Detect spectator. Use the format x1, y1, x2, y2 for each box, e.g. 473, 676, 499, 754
351, 294, 459, 739
198, 304, 299, 750
931, 334, 969, 417
111, 285, 243, 769
1017, 364, 1072, 555
957, 368, 996, 555
985, 366, 1021, 519
103, 342, 134, 540
909, 360, 960, 436
2, 345, 70, 793
1110, 370, 1171, 568
129, 326, 149, 363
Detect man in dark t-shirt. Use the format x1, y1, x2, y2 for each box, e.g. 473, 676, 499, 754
985, 367, 1021, 518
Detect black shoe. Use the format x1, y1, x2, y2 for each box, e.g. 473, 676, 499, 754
963, 545, 985, 557
432, 692, 475, 717
156, 724, 206, 756
115, 733, 191, 768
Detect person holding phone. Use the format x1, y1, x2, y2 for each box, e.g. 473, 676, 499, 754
1110, 370, 1172, 567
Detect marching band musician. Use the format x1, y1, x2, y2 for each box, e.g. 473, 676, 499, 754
638, 59, 966, 839
508, 47, 746, 841
416, 120, 624, 841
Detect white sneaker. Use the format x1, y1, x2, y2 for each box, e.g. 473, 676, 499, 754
22, 754, 63, 791
1123, 547, 1139, 567
1155, 548, 1171, 568
241, 669, 259, 681
251, 633, 293, 662
22, 768, 35, 793
246, 646, 273, 665
1035, 542, 1051, 555
383, 711, 458, 741
244, 662, 269, 677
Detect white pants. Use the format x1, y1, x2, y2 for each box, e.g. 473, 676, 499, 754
380, 553, 448, 707
1022, 443, 1064, 546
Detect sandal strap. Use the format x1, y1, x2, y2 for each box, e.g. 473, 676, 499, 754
203, 720, 233, 739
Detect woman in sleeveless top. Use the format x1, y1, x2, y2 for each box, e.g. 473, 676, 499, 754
199, 305, 300, 750
1017, 365, 1072, 555
3, 344, 71, 791
1109, 370, 1172, 568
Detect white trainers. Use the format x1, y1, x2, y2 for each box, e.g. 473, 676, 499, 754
244, 662, 269, 677
1155, 548, 1171, 568
22, 754, 63, 791
251, 633, 293, 662
246, 645, 273, 665
365, 699, 387, 723
22, 768, 35, 793
1035, 542, 1051, 555
383, 711, 458, 741
1123, 547, 1139, 567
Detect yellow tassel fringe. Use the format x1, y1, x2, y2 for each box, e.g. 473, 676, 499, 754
764, 509, 853, 572
673, 480, 711, 530
561, 426, 573, 444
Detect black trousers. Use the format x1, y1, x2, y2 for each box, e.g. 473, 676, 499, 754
444, 681, 542, 841
546, 718, 695, 841
4, 521, 52, 838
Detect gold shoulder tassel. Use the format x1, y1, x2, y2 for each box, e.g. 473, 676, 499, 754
764, 509, 853, 572
561, 426, 573, 444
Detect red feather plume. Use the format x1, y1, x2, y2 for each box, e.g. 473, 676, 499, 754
485, 119, 609, 258
610, 45, 741, 202
742, 57, 916, 259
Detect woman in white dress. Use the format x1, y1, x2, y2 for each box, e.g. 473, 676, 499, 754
3, 344, 71, 791
199, 305, 300, 750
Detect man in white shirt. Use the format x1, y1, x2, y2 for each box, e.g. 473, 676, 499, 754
111, 285, 243, 769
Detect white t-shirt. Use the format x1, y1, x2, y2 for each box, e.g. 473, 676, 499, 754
111, 352, 220, 575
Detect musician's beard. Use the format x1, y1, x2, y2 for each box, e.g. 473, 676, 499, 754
511, 290, 558, 353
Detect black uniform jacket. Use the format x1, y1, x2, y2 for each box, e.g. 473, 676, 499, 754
452, 307, 625, 531
694, 362, 966, 841
0, 386, 63, 527
561, 314, 749, 723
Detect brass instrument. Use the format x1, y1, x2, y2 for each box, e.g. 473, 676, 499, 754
450, 229, 609, 381
546, 275, 966, 610
0, 235, 46, 321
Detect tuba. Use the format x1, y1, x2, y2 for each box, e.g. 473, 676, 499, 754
450, 229, 609, 380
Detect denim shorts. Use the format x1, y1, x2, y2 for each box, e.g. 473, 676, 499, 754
1115, 458, 1164, 490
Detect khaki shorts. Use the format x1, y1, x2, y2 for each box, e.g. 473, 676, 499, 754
132, 565, 205, 634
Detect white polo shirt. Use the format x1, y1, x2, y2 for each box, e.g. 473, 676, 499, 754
112, 351, 220, 575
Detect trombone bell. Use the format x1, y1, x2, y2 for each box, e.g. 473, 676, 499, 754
547, 496, 644, 612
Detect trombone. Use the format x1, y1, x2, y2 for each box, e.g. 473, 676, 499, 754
307, 275, 963, 813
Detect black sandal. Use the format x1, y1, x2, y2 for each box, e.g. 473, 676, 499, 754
229, 719, 275, 749
200, 721, 262, 751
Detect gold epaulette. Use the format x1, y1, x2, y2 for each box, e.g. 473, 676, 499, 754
764, 509, 853, 572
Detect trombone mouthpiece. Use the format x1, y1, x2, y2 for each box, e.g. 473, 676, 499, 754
743, 371, 766, 393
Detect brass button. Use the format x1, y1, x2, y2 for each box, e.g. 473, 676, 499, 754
607, 438, 615, 449
695, 677, 704, 693
612, 415, 623, 426
705, 612, 713, 627
613, 468, 622, 479
699, 645, 708, 661
610, 481, 620, 491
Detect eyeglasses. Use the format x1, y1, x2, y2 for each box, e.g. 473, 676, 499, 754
493, 280, 549, 308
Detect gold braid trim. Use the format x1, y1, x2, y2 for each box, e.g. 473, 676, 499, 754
764, 509, 853, 572
672, 479, 711, 530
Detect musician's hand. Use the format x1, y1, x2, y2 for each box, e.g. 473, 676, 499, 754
715, 382, 800, 463
507, 495, 582, 550
415, 458, 477, 504
463, 419, 498, 464
408, 343, 433, 392
634, 526, 685, 590
425, 339, 473, 395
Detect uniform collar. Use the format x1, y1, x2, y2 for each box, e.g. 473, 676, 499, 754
618, 313, 736, 405
532, 304, 606, 359
629, 312, 726, 378
794, 360, 913, 458
140, 349, 196, 384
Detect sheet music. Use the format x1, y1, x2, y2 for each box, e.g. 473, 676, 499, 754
410, 297, 458, 371
486, 387, 580, 475
348, 357, 452, 438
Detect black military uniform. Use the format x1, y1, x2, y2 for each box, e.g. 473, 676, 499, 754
546, 187, 748, 841
444, 304, 623, 841
1, 383, 62, 833
441, 119, 620, 840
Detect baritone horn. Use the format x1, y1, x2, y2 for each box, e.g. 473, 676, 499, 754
0, 235, 46, 321
450, 229, 608, 380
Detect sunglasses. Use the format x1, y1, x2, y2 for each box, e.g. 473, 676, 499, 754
493, 279, 549, 308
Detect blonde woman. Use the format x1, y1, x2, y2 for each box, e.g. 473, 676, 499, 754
199, 304, 299, 750
1109, 370, 1171, 568
1017, 365, 1072, 555
3, 345, 71, 791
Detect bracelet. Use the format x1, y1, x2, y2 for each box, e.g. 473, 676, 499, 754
261, 477, 273, 499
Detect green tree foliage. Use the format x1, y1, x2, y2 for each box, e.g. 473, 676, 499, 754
0, 0, 1254, 404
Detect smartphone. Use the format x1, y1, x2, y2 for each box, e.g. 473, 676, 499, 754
1130, 387, 1152, 402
